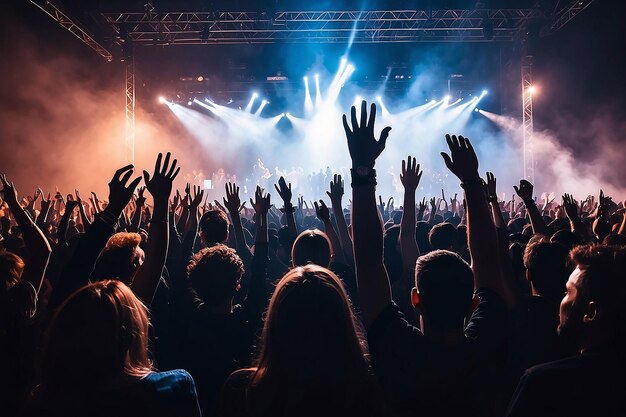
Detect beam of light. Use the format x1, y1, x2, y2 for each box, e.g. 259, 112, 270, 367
353, 95, 363, 107
304, 76, 313, 115
314, 74, 322, 109
327, 60, 355, 105
244, 92, 258, 113
254, 99, 268, 116
392, 99, 440, 122
376, 95, 390, 119
158, 96, 166, 104
346, 12, 361, 52
285, 112, 306, 130
475, 89, 488, 105
527, 85, 537, 94
445, 98, 462, 108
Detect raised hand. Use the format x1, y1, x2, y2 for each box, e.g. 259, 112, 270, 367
298, 195, 304, 212
440, 134, 480, 183
41, 192, 52, 213
250, 186, 271, 215
64, 198, 79, 214
378, 195, 386, 213
223, 182, 243, 213
33, 188, 42, 202
400, 156, 422, 191
190, 185, 204, 208
0, 174, 18, 206
274, 176, 293, 205
327, 174, 345, 203
562, 193, 578, 220
342, 101, 391, 168
418, 197, 427, 213
314, 200, 331, 222
106, 164, 142, 214
136, 186, 147, 207
429, 197, 437, 212
143, 152, 180, 203
388, 197, 394, 212
486, 172, 497, 201
513, 179, 534, 202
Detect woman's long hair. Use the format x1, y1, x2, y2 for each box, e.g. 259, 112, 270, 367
41, 280, 152, 392
250, 264, 370, 390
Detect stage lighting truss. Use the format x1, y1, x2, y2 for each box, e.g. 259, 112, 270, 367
102, 9, 546, 45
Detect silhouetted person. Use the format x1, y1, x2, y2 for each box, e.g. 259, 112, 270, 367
507, 244, 626, 416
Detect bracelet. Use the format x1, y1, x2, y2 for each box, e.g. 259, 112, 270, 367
350, 168, 377, 188
460, 177, 485, 189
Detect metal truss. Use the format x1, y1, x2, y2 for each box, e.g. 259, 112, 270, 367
521, 54, 535, 184
540, 0, 595, 36
29, 0, 113, 61
101, 9, 545, 45
125, 48, 135, 164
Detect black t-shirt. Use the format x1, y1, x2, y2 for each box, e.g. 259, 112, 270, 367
506, 347, 626, 417
367, 287, 507, 417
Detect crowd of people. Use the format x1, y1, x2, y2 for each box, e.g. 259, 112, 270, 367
1, 101, 625, 416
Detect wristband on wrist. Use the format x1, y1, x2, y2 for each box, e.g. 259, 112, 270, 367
350, 167, 377, 188
460, 177, 485, 189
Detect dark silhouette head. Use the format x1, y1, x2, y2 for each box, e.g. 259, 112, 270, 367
558, 244, 626, 349
199, 209, 229, 246
429, 222, 458, 251
412, 250, 475, 331
0, 250, 24, 293
251, 265, 368, 384
91, 232, 144, 284
524, 238, 572, 303
187, 244, 244, 306
42, 280, 152, 392
291, 229, 331, 268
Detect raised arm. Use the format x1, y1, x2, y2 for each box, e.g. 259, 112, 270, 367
399, 156, 422, 272
0, 175, 51, 293
441, 135, 502, 294
131, 152, 180, 304
274, 176, 298, 239
514, 180, 548, 236
343, 101, 392, 327
314, 199, 346, 264
326, 174, 355, 265
128, 186, 146, 232
49, 165, 142, 310
486, 172, 507, 229
562, 193, 588, 241
75, 190, 92, 231
244, 185, 271, 318
223, 182, 251, 257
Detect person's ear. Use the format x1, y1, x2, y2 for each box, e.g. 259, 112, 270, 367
411, 287, 421, 308
583, 301, 597, 323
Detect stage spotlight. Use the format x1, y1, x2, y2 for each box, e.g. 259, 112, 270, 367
376, 95, 382, 101
197, 76, 204, 82
286, 112, 291, 117
281, 113, 285, 117
314, 73, 319, 79
528, 86, 537, 94
252, 92, 259, 98
482, 89, 488, 95
187, 100, 192, 106
158, 96, 166, 104
227, 98, 233, 104
303, 76, 308, 82
475, 108, 479, 112
444, 95, 451, 101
